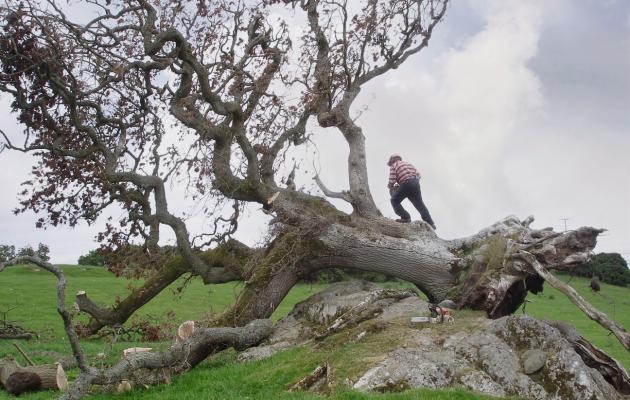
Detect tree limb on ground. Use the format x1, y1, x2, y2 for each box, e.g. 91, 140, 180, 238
519, 251, 630, 352
0, 256, 272, 400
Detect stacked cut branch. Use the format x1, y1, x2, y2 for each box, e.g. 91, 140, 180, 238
0, 358, 68, 395
63, 319, 273, 400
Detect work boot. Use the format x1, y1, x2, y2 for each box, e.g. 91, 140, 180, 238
395, 218, 411, 223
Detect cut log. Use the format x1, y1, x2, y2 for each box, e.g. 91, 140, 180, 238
116, 380, 132, 393
0, 358, 68, 395
123, 347, 153, 357
176, 320, 195, 343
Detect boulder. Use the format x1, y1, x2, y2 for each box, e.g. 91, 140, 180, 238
356, 314, 623, 399
239, 281, 627, 400
239, 281, 417, 361
353, 349, 456, 392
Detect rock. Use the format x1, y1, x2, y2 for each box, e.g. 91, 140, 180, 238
522, 349, 546, 374
353, 314, 624, 399
289, 280, 382, 325
490, 315, 622, 400
458, 370, 506, 397
353, 349, 457, 392
238, 342, 293, 362
437, 299, 457, 309
238, 282, 626, 400
239, 280, 409, 362
455, 330, 548, 399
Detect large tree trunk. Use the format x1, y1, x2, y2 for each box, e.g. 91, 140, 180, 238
216, 191, 602, 327
76, 190, 604, 337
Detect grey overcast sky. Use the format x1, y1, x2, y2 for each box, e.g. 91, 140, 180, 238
0, 0, 628, 263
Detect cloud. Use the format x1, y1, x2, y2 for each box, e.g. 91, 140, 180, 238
350, 0, 546, 236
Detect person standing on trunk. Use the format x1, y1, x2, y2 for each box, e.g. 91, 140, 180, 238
387, 154, 436, 229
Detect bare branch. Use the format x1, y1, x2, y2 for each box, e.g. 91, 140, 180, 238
313, 173, 353, 203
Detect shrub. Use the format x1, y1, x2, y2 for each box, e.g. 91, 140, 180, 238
78, 249, 110, 267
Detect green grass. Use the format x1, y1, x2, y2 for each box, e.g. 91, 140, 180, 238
0, 265, 628, 399
0, 265, 328, 372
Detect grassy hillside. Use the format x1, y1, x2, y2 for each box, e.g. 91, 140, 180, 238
0, 265, 628, 399
525, 272, 630, 368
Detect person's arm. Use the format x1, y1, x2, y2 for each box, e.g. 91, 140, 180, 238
387, 165, 397, 188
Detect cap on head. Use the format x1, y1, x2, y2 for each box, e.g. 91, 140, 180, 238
387, 153, 402, 166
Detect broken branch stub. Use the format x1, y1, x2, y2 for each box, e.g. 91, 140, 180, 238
289, 362, 332, 393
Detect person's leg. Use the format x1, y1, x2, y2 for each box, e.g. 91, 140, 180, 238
390, 185, 411, 221
407, 180, 435, 227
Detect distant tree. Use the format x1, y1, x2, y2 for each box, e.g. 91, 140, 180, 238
78, 250, 109, 267
0, 244, 16, 262
16, 245, 35, 258
573, 253, 630, 287
36, 243, 51, 262
15, 243, 50, 262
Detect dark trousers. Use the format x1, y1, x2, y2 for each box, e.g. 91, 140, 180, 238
390, 179, 435, 224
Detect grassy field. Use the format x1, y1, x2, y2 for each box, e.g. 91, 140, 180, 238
0, 265, 628, 399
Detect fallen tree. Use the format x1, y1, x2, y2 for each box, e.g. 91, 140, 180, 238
0, 0, 628, 397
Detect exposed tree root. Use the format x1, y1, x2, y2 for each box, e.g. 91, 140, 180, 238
451, 219, 603, 318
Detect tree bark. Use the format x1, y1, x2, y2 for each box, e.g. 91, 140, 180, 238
72, 191, 606, 338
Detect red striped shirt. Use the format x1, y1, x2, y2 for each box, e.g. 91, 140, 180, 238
388, 160, 420, 187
